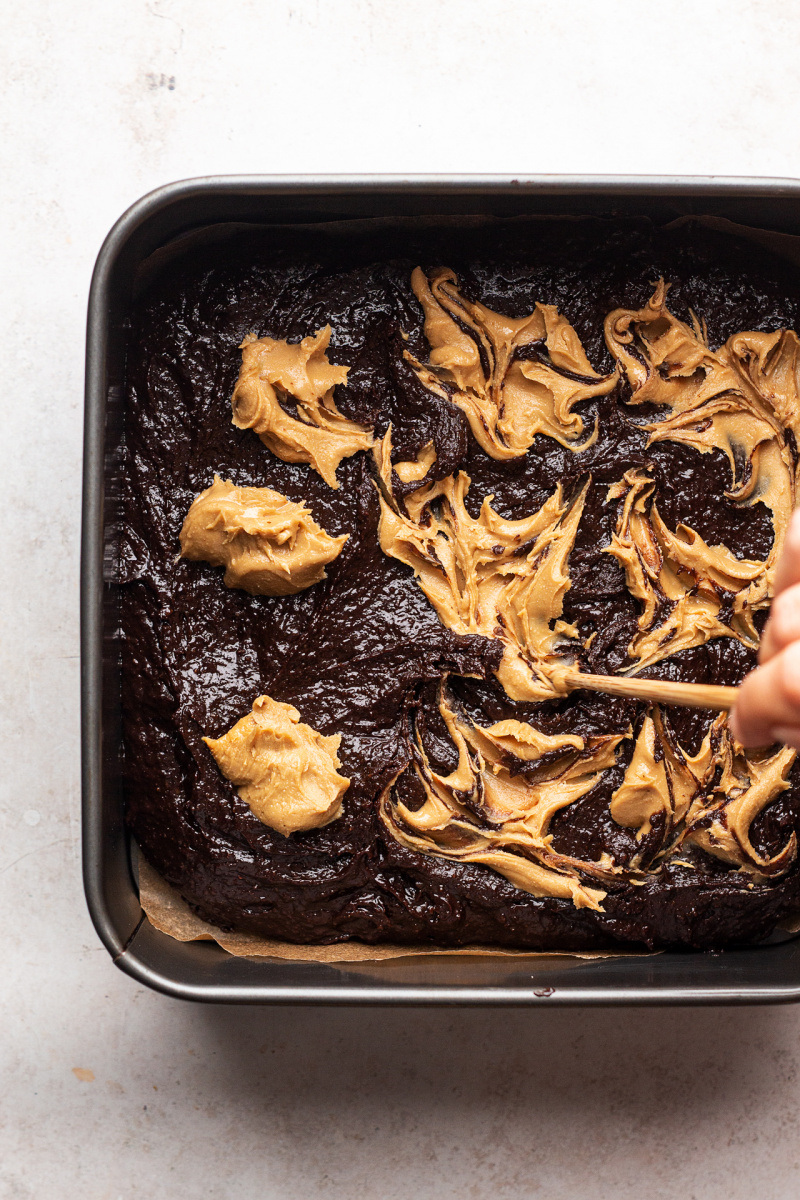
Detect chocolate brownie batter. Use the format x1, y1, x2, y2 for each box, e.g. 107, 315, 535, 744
120, 216, 800, 950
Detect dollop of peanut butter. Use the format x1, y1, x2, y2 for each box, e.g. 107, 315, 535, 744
231, 326, 373, 489
374, 431, 586, 701
179, 475, 348, 596
380, 684, 627, 910
406, 267, 617, 459
204, 696, 350, 837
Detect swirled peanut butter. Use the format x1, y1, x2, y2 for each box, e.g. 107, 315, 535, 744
382, 686, 797, 897
374, 431, 586, 701
380, 685, 626, 910
605, 468, 767, 670
393, 440, 437, 484
604, 706, 797, 878
609, 714, 669, 842
180, 475, 347, 595
204, 696, 350, 836
407, 267, 617, 459
595, 282, 800, 881
605, 280, 797, 652
730, 328, 800, 451
605, 706, 706, 859
679, 716, 797, 877
232, 326, 373, 488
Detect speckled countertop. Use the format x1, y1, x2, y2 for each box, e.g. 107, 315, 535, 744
5, 2, 800, 1196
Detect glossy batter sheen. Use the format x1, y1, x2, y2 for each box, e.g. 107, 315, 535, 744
120, 217, 800, 950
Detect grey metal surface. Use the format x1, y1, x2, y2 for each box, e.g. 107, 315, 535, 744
83, 174, 800, 1004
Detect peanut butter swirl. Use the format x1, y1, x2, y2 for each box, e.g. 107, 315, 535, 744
180, 475, 348, 595
609, 708, 699, 856
605, 468, 767, 671
679, 716, 797, 877
407, 267, 617, 459
597, 285, 800, 881
605, 281, 797, 663
232, 326, 373, 488
375, 280, 800, 900
374, 431, 586, 701
380, 685, 625, 910
205, 695, 350, 837
605, 708, 797, 879
382, 692, 797, 906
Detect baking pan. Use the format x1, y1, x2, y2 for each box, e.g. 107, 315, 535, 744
83, 174, 800, 1005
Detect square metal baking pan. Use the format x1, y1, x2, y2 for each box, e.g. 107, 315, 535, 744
83, 173, 800, 1005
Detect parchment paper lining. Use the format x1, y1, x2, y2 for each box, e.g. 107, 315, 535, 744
133, 209, 800, 959
137, 855, 639, 961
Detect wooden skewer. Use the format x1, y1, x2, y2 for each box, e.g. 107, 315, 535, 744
563, 670, 738, 712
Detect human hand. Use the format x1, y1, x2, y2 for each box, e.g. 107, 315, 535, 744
730, 509, 800, 750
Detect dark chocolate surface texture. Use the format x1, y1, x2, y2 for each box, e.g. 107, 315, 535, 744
120, 216, 800, 950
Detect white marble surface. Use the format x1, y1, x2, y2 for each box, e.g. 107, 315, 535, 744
4, 1, 800, 1195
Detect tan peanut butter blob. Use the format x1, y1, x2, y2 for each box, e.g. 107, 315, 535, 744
204, 696, 350, 837
374, 430, 586, 702
180, 475, 348, 596
231, 326, 373, 488
380, 686, 627, 910
407, 267, 617, 459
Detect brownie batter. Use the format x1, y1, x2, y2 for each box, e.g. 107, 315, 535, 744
120, 216, 800, 950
